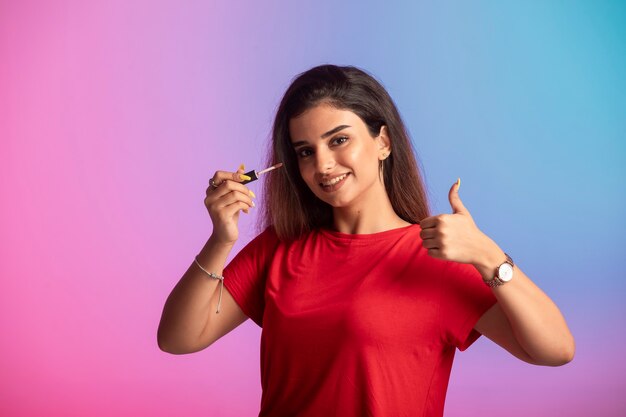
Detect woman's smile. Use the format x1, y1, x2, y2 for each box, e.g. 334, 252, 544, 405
320, 172, 351, 192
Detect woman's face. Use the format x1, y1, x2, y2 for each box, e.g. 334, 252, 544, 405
288, 103, 390, 209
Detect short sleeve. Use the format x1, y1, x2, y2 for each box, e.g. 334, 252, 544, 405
223, 227, 280, 327
439, 260, 498, 351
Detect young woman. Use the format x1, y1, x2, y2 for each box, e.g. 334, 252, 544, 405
158, 65, 575, 416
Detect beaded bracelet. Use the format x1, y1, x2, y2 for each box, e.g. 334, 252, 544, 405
194, 256, 224, 314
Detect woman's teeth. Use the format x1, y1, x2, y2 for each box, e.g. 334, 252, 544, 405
322, 173, 348, 186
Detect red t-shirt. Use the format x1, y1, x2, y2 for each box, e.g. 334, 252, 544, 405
223, 224, 497, 417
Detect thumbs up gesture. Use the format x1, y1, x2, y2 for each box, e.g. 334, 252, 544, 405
419, 179, 494, 264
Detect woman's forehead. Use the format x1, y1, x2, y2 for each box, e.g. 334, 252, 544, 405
289, 105, 364, 140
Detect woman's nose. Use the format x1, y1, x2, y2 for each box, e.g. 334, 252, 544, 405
315, 149, 335, 173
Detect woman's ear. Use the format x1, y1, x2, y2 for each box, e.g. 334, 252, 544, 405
377, 125, 391, 160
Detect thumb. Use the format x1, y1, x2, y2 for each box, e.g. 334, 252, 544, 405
237, 163, 245, 174
448, 178, 468, 214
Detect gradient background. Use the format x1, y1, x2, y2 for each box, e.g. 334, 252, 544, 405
1, 1, 625, 416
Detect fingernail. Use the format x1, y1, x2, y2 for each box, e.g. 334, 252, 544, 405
240, 174, 252, 181
249, 190, 256, 198
239, 163, 245, 171
251, 201, 256, 207
456, 178, 461, 190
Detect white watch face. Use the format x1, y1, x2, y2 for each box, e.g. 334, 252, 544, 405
498, 263, 514, 282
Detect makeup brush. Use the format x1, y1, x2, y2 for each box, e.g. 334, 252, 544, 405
241, 163, 284, 184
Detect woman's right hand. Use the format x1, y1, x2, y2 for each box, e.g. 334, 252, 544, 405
203, 164, 256, 246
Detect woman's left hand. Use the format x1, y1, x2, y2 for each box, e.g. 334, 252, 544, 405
419, 179, 497, 265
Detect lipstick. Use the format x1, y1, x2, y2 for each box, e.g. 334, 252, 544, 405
241, 162, 284, 184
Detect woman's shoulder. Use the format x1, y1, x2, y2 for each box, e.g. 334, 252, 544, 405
251, 225, 280, 245
233, 226, 280, 255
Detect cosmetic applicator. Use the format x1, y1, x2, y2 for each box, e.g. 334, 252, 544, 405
241, 162, 284, 184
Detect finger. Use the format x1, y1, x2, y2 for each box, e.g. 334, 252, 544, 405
212, 187, 255, 210
222, 200, 252, 217
419, 216, 439, 230
419, 228, 438, 240
421, 238, 440, 249
205, 190, 254, 216
426, 248, 442, 259
210, 169, 253, 189
448, 178, 468, 215
207, 177, 256, 200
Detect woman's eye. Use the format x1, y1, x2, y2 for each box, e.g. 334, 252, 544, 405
332, 136, 349, 145
297, 149, 312, 158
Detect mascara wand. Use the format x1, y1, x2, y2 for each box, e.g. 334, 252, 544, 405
241, 162, 284, 184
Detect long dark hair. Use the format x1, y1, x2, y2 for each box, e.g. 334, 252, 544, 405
259, 64, 430, 240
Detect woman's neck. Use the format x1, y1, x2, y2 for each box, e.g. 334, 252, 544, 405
330, 185, 411, 234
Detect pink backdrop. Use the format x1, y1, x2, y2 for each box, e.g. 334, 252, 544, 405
2, 1, 625, 416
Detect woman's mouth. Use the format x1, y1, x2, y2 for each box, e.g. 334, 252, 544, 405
320, 173, 350, 192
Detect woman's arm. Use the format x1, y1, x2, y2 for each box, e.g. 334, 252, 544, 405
472, 243, 575, 366
158, 166, 254, 354
157, 236, 248, 354
419, 179, 575, 366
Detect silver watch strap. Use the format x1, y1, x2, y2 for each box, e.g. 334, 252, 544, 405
483, 253, 514, 287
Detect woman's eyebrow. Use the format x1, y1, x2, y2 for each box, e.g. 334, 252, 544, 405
292, 124, 351, 148
321, 124, 351, 138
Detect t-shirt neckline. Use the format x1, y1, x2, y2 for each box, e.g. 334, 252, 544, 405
319, 223, 418, 242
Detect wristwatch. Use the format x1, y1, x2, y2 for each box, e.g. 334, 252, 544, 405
483, 253, 515, 288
